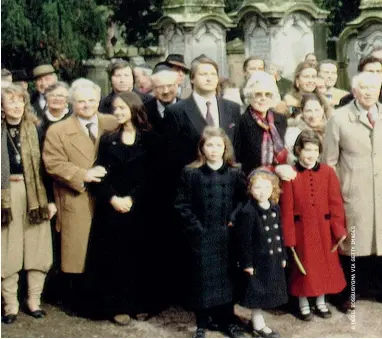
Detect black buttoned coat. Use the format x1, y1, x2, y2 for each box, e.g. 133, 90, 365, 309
175, 164, 247, 309
236, 199, 288, 309
236, 107, 287, 176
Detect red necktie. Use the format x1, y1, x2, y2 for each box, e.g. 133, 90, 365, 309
367, 111, 375, 128
206, 101, 214, 126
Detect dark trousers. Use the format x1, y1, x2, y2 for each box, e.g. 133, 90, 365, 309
61, 272, 88, 315
195, 302, 235, 329
340, 255, 382, 302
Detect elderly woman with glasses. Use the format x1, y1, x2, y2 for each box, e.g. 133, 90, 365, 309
236, 71, 296, 182
1, 84, 55, 324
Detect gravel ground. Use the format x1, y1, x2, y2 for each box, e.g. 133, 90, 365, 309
2, 300, 382, 338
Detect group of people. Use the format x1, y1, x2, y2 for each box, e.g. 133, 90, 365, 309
1, 46, 382, 338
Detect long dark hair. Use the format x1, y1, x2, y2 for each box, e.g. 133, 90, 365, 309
113, 91, 151, 131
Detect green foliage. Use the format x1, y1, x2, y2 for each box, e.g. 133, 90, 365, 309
1, 0, 106, 80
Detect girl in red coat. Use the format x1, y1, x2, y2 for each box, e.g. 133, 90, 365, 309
280, 129, 347, 321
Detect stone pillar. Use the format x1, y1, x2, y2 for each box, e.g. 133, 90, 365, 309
337, 0, 382, 89
153, 0, 234, 77
234, 0, 329, 80
82, 42, 110, 96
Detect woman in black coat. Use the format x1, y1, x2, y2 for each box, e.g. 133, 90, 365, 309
236, 74, 296, 182
85, 92, 157, 325
175, 127, 247, 338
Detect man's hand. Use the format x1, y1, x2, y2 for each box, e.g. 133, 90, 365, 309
47, 202, 57, 220
84, 166, 107, 183
275, 164, 297, 181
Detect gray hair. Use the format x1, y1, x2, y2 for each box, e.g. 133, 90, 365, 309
69, 78, 101, 103
151, 70, 178, 84
243, 71, 281, 105
44, 81, 69, 97
352, 72, 382, 90
134, 66, 153, 77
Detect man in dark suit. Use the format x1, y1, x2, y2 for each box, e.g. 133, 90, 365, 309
98, 60, 150, 114
164, 56, 241, 174
30, 64, 58, 119
144, 65, 180, 135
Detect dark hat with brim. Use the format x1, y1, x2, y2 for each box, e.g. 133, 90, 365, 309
12, 70, 32, 82
32, 64, 56, 79
163, 54, 190, 73
152, 63, 175, 74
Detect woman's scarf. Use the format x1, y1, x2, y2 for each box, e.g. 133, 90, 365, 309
250, 107, 288, 167
1, 120, 49, 226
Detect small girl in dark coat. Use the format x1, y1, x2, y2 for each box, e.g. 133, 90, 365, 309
175, 126, 247, 338
236, 168, 288, 338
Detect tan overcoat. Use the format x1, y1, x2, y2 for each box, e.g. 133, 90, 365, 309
42, 114, 118, 273
322, 101, 382, 256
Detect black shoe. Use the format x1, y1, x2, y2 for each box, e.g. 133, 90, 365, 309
225, 324, 245, 338
2, 314, 17, 324
193, 328, 206, 338
252, 328, 280, 338
29, 309, 47, 319
314, 307, 332, 319
337, 301, 355, 314
298, 310, 313, 321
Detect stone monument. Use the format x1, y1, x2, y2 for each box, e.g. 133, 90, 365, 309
232, 0, 328, 79
337, 0, 382, 89
154, 0, 235, 76
83, 42, 111, 96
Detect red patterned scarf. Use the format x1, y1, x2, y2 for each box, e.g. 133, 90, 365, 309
250, 107, 288, 167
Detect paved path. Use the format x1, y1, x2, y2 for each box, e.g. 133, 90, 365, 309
2, 300, 381, 337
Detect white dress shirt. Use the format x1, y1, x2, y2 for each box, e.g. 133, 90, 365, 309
192, 92, 220, 126
355, 101, 378, 121
77, 115, 99, 139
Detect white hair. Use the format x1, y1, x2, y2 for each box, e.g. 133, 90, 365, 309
134, 66, 153, 77
243, 71, 281, 105
352, 72, 382, 90
151, 70, 178, 84
69, 78, 101, 103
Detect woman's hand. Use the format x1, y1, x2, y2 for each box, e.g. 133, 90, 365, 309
275, 164, 297, 181
47, 203, 57, 220
244, 267, 255, 276
110, 196, 133, 213
331, 235, 346, 253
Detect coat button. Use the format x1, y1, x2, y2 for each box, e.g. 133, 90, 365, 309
268, 238, 272, 243
273, 224, 279, 229
276, 235, 281, 241
262, 215, 267, 220
271, 212, 276, 217
269, 250, 274, 255
277, 247, 282, 253
265, 226, 270, 231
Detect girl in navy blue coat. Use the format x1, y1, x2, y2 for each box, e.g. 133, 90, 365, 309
236, 168, 288, 338
175, 126, 247, 338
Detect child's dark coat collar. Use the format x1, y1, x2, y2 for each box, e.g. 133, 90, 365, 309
295, 161, 320, 172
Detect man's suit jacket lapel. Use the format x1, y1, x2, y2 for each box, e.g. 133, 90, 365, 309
185, 96, 207, 134
349, 101, 373, 130
67, 116, 95, 161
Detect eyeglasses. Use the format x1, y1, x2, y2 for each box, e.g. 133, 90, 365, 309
46, 94, 68, 99
155, 84, 176, 91
254, 92, 273, 98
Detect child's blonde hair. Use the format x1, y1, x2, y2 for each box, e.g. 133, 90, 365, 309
188, 126, 240, 168
248, 167, 281, 204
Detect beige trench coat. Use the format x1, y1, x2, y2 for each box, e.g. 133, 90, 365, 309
43, 114, 118, 273
323, 101, 382, 256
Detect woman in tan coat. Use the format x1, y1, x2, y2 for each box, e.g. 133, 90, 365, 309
1, 84, 55, 324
